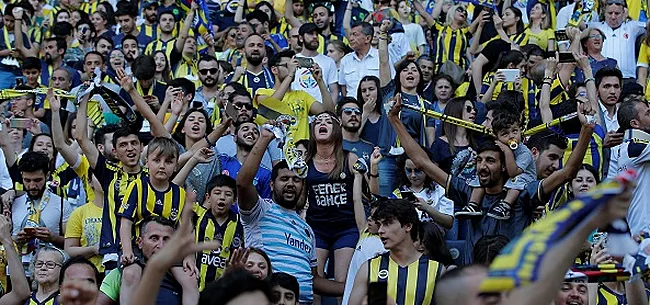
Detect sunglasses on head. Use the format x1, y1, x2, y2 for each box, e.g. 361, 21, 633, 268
232, 102, 254, 110
199, 68, 219, 75
342, 107, 361, 115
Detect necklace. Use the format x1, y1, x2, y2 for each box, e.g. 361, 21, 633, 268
315, 154, 334, 164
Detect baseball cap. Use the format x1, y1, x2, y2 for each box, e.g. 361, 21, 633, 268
564, 270, 587, 282
299, 23, 320, 36
143, 0, 159, 8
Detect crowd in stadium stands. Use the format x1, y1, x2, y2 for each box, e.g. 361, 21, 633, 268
0, 0, 649, 304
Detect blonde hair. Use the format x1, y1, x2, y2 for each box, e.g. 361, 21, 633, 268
445, 4, 469, 28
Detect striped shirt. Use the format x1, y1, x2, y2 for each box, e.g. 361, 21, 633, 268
240, 197, 317, 304
117, 176, 186, 237
193, 204, 244, 291
93, 154, 147, 255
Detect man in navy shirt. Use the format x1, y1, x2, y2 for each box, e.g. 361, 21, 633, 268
338, 97, 374, 163
113, 3, 153, 50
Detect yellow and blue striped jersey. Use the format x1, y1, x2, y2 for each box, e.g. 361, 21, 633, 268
368, 252, 441, 305
118, 176, 186, 237
596, 284, 626, 305
193, 204, 244, 291
94, 154, 147, 255
430, 21, 471, 71
144, 38, 176, 59
27, 291, 59, 305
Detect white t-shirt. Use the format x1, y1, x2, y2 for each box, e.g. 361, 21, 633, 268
402, 23, 426, 54
616, 129, 650, 235
413, 185, 455, 222
341, 233, 385, 305
589, 21, 646, 79
292, 53, 338, 102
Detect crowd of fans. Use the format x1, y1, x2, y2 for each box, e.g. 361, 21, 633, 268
0, 0, 649, 304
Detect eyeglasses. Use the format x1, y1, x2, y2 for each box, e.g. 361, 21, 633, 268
465, 105, 474, 113
588, 34, 602, 40
577, 91, 587, 97
606, 0, 625, 6
199, 68, 219, 75
342, 107, 361, 116
232, 102, 254, 110
405, 168, 424, 175
229, 33, 236, 38
35, 261, 62, 269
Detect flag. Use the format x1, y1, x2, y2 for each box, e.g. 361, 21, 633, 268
179, 0, 214, 36
479, 170, 636, 293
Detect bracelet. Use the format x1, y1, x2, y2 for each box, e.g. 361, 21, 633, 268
584, 77, 595, 83
368, 173, 379, 178
542, 81, 552, 86
204, 135, 215, 147
543, 76, 553, 81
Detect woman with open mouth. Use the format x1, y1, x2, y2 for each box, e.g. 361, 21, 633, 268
372, 18, 437, 196
304, 111, 363, 299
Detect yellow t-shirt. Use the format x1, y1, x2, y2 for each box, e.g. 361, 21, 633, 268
65, 202, 104, 272
525, 28, 555, 51
254, 89, 316, 141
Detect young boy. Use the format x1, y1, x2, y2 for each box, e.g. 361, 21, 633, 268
117, 137, 196, 305
457, 110, 536, 220
193, 174, 244, 291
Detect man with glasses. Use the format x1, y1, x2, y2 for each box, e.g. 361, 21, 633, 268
586, 0, 646, 82
11, 152, 72, 264
193, 55, 226, 117
338, 97, 373, 163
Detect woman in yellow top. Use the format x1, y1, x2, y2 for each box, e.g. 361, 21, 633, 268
525, 2, 554, 50
414, 0, 481, 72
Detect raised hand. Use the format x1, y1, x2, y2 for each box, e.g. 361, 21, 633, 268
192, 147, 216, 163
116, 68, 134, 92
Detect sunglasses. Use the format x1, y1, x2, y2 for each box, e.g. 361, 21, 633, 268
229, 33, 236, 38
466, 105, 474, 113
588, 34, 602, 40
342, 107, 361, 115
199, 68, 219, 75
232, 102, 254, 110
455, 7, 466, 13
405, 168, 424, 175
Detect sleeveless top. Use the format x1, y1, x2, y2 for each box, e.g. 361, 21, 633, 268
305, 155, 356, 231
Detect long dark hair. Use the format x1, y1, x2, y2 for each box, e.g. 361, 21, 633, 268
171, 108, 214, 148
432, 74, 456, 102
441, 98, 476, 154
493, 50, 525, 71
153, 50, 172, 83
29, 133, 58, 170
305, 111, 345, 180
396, 153, 433, 189
98, 2, 116, 26
505, 7, 525, 34
419, 222, 454, 266
356, 75, 383, 115
394, 60, 424, 95
255, 1, 279, 28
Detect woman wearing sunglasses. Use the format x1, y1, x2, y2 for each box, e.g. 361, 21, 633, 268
391, 154, 454, 229
304, 112, 363, 299
413, 0, 481, 72
431, 97, 478, 176
216, 27, 239, 62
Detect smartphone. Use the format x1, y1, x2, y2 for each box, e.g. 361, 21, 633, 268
400, 190, 417, 202
558, 52, 576, 63
593, 232, 608, 249
368, 282, 388, 305
496, 69, 520, 82
555, 30, 569, 41
9, 118, 33, 129
192, 101, 203, 109
15, 77, 23, 87
23, 227, 36, 235
296, 57, 314, 68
